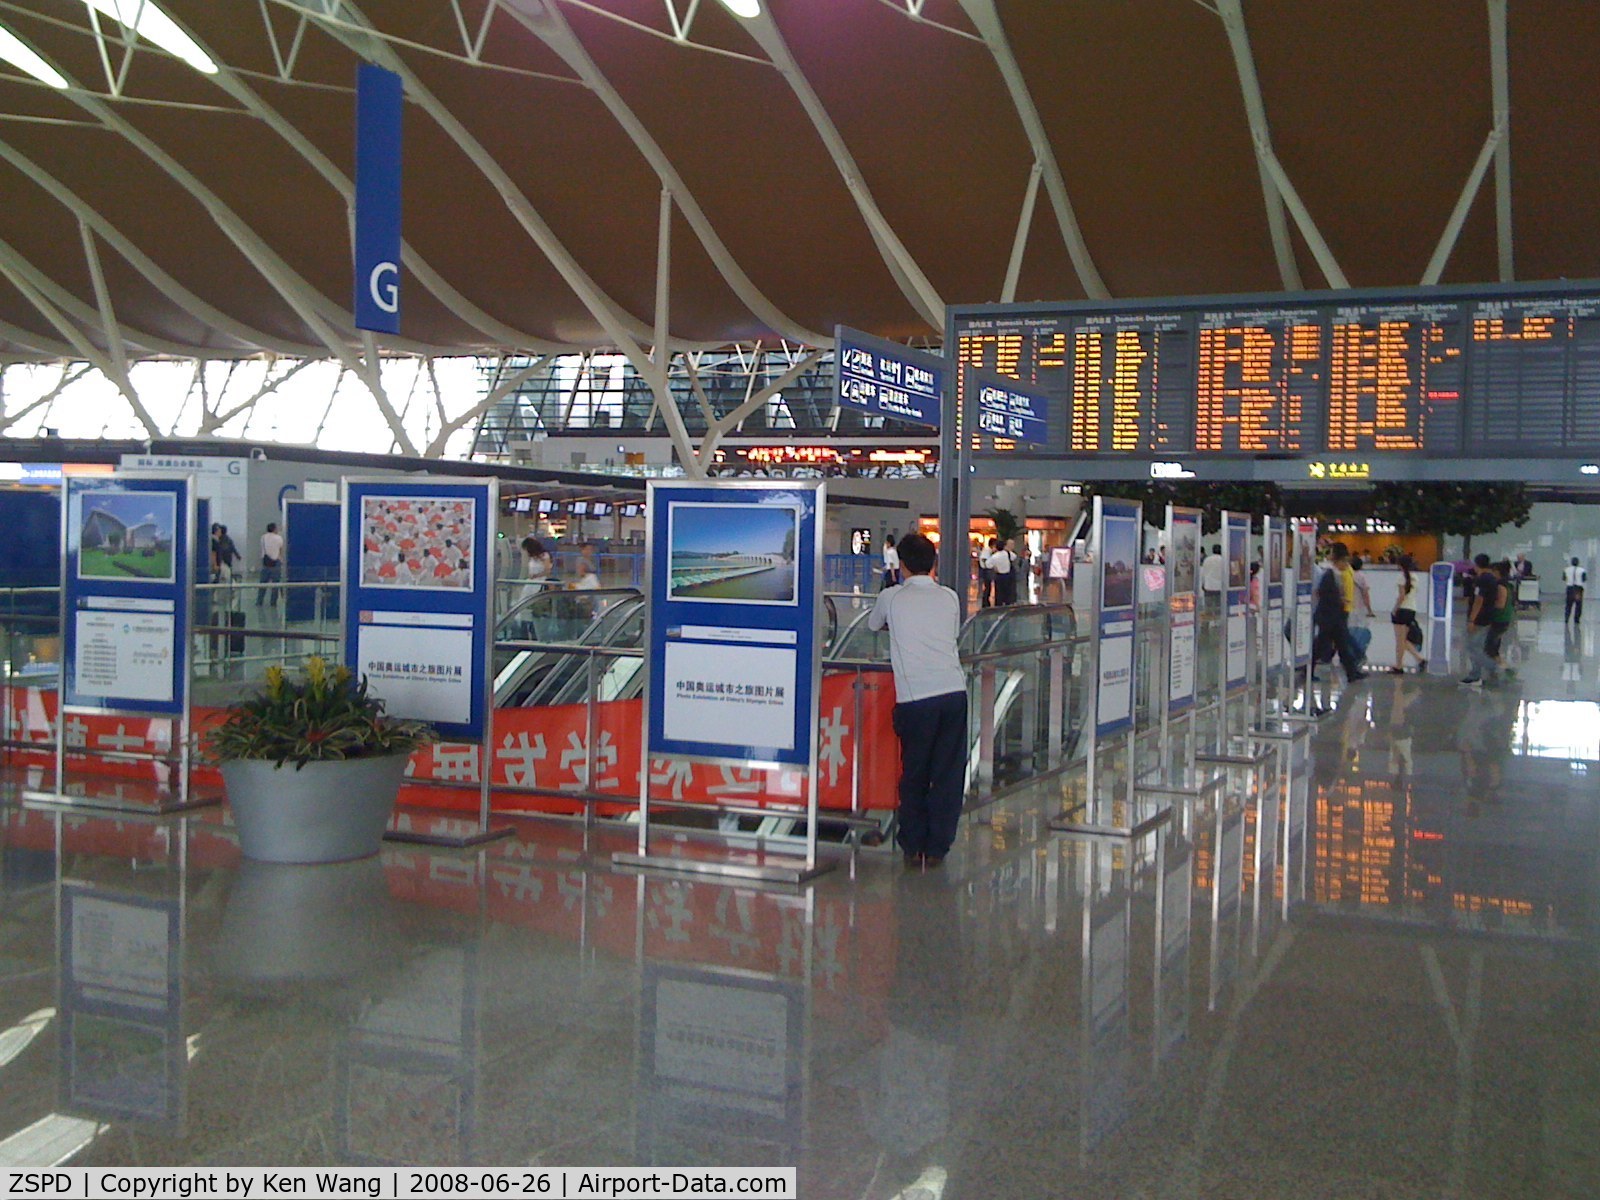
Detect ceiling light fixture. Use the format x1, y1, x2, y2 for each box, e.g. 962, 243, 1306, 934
715, 0, 762, 18
80, 0, 217, 75
0, 25, 69, 88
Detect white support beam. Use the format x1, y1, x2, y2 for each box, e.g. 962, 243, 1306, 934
0, 362, 91, 434
1215, 0, 1302, 291
356, 330, 419, 455
37, 50, 460, 376
696, 349, 825, 470
654, 188, 672, 368
1255, 141, 1348, 289
1001, 160, 1042, 304
1488, 0, 1513, 281
201, 357, 318, 433
0, 136, 327, 358
0, 238, 161, 436
1421, 125, 1503, 286
424, 355, 552, 457
733, 10, 945, 328
0, 318, 75, 361
956, 0, 1109, 299
76, 220, 128, 384
158, 7, 571, 355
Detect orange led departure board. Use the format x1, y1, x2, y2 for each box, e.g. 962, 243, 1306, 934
953, 284, 1600, 460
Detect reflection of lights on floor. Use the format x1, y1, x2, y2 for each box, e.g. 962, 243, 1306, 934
1516, 701, 1600, 761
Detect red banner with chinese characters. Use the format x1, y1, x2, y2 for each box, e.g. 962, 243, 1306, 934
2, 671, 900, 816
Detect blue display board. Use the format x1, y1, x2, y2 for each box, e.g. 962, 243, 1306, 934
1166, 506, 1200, 714
62, 475, 191, 716
343, 479, 495, 742
646, 481, 823, 767
834, 325, 943, 428
285, 500, 340, 624
1292, 519, 1316, 667
1430, 560, 1455, 621
1094, 496, 1141, 737
965, 364, 1049, 446
354, 63, 403, 335
1223, 512, 1250, 691
1264, 518, 1286, 671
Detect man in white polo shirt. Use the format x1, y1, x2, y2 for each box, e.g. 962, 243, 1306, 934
868, 533, 968, 869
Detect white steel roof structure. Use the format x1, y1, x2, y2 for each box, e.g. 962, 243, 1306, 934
0, 1, 1595, 465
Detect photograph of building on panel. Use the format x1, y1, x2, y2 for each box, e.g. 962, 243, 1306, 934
78, 491, 176, 583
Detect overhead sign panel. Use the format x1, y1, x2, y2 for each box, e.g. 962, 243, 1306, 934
965, 365, 1048, 446
354, 63, 403, 336
833, 325, 943, 429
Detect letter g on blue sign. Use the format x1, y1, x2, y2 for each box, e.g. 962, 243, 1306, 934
354, 63, 403, 335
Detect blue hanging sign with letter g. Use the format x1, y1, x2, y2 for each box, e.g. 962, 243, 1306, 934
354, 63, 403, 335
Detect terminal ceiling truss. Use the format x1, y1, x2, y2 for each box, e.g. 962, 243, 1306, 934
0, 1, 1595, 465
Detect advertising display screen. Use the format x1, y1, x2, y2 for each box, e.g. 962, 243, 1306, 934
952, 281, 1600, 472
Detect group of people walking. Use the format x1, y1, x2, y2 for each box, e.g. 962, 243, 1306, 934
208, 521, 283, 606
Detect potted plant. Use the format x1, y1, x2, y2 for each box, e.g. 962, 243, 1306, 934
206, 656, 435, 864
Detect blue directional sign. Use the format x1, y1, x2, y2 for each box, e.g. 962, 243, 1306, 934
834, 325, 943, 429
966, 365, 1049, 446
354, 63, 403, 335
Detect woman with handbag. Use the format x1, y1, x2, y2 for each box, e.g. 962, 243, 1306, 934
1387, 555, 1427, 674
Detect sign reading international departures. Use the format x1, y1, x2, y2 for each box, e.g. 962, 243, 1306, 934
951, 280, 1600, 464
834, 325, 943, 429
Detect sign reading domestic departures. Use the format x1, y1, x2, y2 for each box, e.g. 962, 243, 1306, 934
952, 282, 1600, 465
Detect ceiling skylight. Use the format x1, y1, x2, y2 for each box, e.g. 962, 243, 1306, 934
80, 0, 217, 75
715, 0, 762, 18
0, 24, 69, 88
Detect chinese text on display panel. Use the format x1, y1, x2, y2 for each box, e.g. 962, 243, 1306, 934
953, 286, 1600, 458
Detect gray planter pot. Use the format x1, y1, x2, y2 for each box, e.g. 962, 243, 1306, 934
221, 754, 409, 864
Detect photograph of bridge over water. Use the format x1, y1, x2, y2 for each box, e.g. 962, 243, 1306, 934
667, 502, 800, 605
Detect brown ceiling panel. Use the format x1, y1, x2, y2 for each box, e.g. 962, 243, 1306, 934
401, 51, 665, 336
0, 0, 1599, 361
0, 117, 326, 348
564, 3, 925, 339
773, 0, 1035, 313
1250, 1, 1495, 290
1505, 2, 1600, 285
1004, 1, 1278, 301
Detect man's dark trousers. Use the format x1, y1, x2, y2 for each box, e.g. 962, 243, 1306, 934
892, 690, 968, 859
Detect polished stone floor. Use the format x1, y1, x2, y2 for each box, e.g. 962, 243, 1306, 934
1, 612, 1598, 1197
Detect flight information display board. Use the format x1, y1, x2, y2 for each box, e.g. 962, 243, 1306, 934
951, 283, 1600, 462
